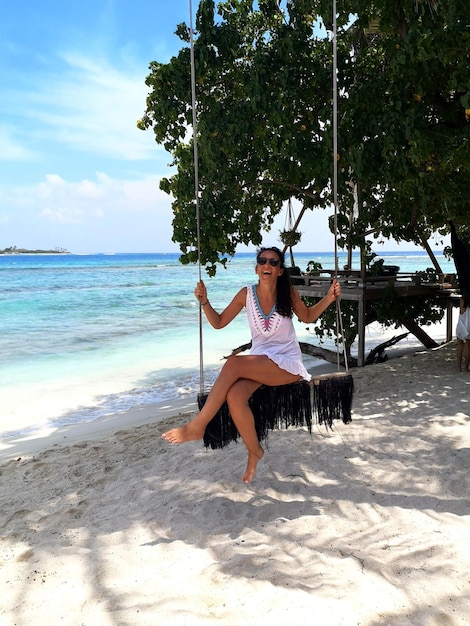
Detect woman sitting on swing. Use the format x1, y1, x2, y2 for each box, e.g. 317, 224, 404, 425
162, 246, 341, 483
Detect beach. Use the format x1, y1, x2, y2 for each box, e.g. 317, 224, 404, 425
1, 341, 469, 625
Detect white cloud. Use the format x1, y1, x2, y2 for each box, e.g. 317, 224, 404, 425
0, 172, 177, 253
2, 48, 164, 163
41, 207, 85, 224
39, 50, 155, 160
34, 172, 167, 217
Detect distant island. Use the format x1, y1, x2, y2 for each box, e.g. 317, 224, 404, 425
0, 246, 70, 255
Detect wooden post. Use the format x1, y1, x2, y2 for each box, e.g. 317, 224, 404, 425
402, 318, 438, 348
446, 298, 454, 342
357, 298, 365, 366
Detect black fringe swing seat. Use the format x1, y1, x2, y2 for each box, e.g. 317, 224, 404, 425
199, 373, 353, 450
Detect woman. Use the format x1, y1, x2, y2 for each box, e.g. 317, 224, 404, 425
162, 246, 341, 483
456, 297, 470, 372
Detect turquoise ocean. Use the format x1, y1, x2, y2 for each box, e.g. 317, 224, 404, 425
0, 250, 456, 441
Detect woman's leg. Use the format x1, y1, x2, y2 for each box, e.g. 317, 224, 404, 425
162, 355, 300, 443
464, 340, 470, 371
226, 379, 264, 483
457, 338, 464, 371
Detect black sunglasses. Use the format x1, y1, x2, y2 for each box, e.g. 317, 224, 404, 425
257, 257, 280, 267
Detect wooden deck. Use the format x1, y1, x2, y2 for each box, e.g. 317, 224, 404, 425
292, 270, 461, 366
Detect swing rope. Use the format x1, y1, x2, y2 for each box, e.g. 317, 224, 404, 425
188, 0, 205, 396
332, 0, 349, 375
309, 0, 354, 430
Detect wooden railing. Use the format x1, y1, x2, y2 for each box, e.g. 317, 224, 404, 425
290, 270, 457, 291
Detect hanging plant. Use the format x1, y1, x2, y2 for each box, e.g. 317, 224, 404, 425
279, 229, 302, 247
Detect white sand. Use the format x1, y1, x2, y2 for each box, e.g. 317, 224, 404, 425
1, 341, 469, 625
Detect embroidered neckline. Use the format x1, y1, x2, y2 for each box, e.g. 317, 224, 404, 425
248, 285, 282, 334
253, 286, 276, 320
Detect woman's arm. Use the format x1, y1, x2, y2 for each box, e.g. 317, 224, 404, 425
291, 279, 341, 324
194, 280, 246, 329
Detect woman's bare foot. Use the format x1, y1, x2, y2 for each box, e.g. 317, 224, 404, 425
162, 422, 205, 444
242, 447, 264, 484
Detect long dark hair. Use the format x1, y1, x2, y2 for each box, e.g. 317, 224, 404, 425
256, 246, 293, 317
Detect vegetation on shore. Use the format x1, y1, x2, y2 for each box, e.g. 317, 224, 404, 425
0, 246, 69, 255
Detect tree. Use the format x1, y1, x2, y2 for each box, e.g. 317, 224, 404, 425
139, 0, 470, 273
339, 0, 470, 252
139, 0, 470, 360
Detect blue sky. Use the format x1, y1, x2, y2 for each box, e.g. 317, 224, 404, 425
0, 1, 446, 254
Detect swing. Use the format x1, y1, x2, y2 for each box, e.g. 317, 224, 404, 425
188, 0, 353, 450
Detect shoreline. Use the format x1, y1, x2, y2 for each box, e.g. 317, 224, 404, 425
0, 395, 198, 465
0, 319, 450, 441
0, 338, 450, 466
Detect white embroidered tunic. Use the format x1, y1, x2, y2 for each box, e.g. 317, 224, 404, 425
456, 307, 470, 341
246, 284, 311, 382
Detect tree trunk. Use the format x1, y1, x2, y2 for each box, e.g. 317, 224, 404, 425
298, 342, 357, 368
402, 319, 438, 348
